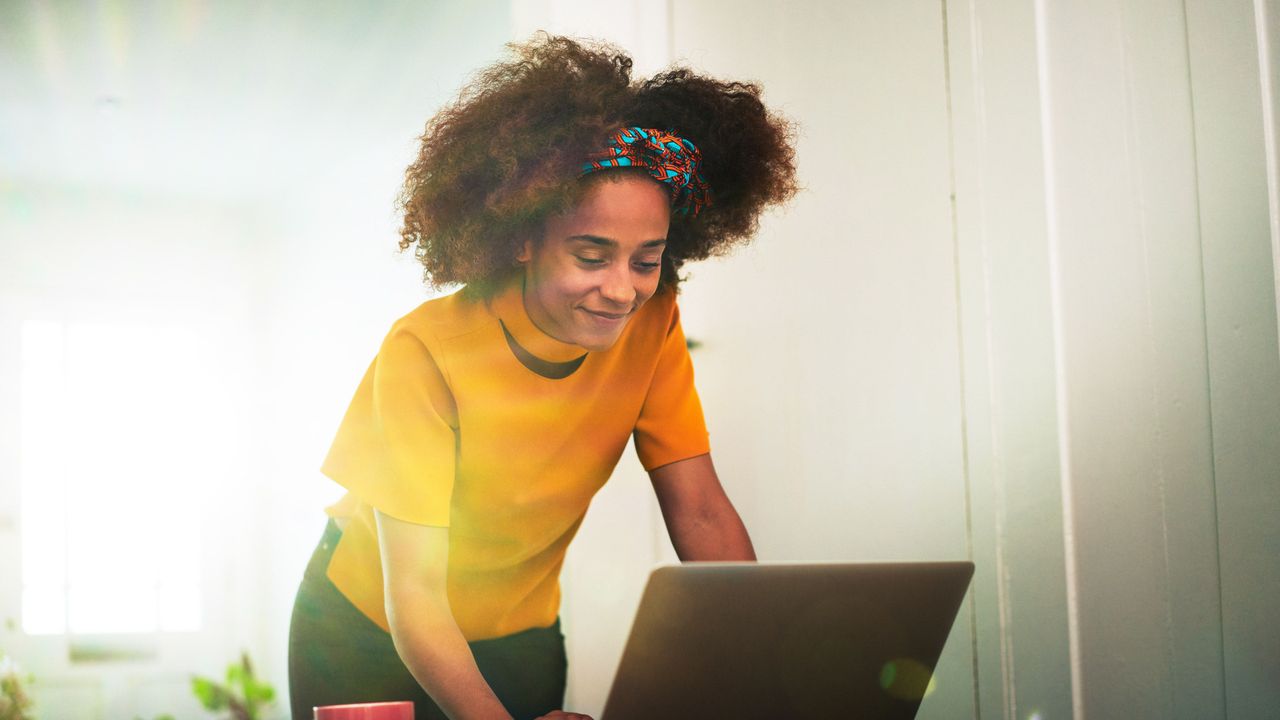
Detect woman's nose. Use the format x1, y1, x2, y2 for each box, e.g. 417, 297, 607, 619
599, 265, 636, 307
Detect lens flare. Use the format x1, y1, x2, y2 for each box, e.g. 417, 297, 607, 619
878, 658, 937, 701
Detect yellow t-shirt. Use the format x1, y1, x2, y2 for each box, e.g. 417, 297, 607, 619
319, 272, 710, 640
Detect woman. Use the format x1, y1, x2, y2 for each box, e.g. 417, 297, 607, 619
288, 34, 797, 720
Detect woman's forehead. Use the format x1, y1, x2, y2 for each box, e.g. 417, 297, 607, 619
559, 174, 670, 228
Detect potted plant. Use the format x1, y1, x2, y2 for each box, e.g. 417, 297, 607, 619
0, 652, 35, 720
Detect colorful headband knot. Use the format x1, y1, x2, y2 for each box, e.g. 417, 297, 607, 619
580, 127, 712, 217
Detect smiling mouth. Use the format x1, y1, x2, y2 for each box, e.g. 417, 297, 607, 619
582, 308, 629, 321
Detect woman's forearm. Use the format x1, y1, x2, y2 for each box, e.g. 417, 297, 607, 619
386, 589, 512, 720
667, 498, 757, 562
650, 455, 757, 562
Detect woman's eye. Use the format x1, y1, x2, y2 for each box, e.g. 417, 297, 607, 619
573, 253, 659, 271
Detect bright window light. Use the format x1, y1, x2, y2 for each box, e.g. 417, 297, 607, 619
20, 319, 221, 635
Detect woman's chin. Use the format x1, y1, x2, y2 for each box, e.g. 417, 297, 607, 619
573, 326, 627, 353
577, 335, 620, 353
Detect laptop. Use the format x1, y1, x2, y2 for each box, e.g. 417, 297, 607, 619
599, 561, 974, 720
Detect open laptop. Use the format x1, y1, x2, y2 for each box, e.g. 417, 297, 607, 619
600, 561, 974, 720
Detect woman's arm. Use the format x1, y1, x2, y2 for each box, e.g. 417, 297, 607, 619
375, 509, 513, 720
648, 453, 756, 561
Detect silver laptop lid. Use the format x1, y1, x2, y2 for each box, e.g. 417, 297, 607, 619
601, 561, 974, 720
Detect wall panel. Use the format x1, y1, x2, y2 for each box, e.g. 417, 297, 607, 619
1185, 0, 1280, 715
947, 0, 1074, 717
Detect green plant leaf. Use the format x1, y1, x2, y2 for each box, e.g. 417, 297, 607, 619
226, 662, 245, 688
187, 652, 275, 720
191, 676, 231, 710
243, 675, 275, 704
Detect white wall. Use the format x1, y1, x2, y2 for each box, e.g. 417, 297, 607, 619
947, 2, 1074, 716
1034, 0, 1228, 715
1184, 0, 1280, 715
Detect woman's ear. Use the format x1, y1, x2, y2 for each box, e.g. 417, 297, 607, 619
515, 237, 534, 264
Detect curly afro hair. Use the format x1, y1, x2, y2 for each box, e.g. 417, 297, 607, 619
397, 33, 798, 295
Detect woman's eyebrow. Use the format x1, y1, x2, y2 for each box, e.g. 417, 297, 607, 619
568, 234, 667, 248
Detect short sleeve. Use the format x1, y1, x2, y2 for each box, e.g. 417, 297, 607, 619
320, 325, 458, 526
633, 300, 711, 471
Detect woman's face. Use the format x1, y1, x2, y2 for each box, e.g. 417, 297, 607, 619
517, 173, 671, 352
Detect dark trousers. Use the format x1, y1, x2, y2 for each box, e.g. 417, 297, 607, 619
288, 520, 568, 720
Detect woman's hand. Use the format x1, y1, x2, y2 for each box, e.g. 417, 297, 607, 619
534, 712, 594, 720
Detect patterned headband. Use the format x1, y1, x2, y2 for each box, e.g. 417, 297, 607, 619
580, 127, 712, 217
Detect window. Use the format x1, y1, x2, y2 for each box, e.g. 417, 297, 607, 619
19, 319, 229, 636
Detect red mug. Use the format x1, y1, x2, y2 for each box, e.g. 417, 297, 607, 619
313, 700, 414, 720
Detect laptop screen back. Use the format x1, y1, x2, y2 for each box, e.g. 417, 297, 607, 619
601, 561, 974, 720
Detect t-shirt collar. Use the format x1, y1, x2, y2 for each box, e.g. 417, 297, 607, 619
490, 273, 590, 364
